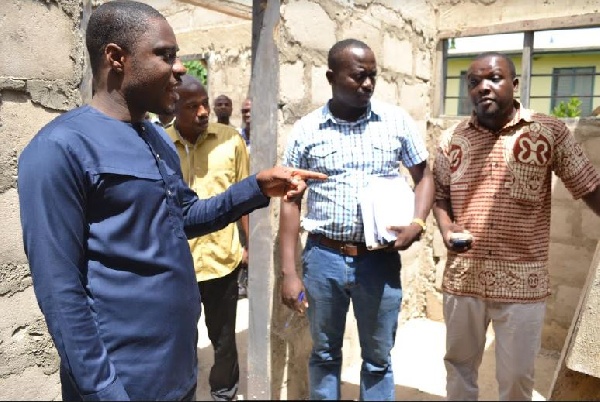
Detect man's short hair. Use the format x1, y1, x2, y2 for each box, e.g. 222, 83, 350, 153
86, 0, 165, 75
214, 95, 232, 104
472, 52, 517, 79
327, 38, 371, 70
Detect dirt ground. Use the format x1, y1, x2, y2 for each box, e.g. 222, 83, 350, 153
196, 299, 560, 401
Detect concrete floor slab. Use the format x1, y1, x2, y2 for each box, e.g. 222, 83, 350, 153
196, 300, 560, 401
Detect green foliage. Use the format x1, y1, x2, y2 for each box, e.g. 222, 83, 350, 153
551, 97, 582, 118
182, 60, 208, 85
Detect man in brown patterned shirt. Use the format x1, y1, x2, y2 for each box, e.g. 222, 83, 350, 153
433, 52, 600, 401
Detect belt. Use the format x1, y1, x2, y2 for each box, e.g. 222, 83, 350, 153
308, 233, 369, 257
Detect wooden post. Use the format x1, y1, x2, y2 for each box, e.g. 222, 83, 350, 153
247, 0, 279, 399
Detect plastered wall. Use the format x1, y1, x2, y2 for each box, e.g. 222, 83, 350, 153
1, 0, 600, 400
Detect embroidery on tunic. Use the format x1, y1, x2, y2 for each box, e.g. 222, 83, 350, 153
503, 123, 553, 202
449, 135, 470, 184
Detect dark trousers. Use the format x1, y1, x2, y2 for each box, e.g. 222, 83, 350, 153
198, 266, 241, 401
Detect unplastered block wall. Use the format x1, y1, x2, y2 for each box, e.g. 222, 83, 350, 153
0, 0, 86, 400
546, 118, 600, 350
436, 0, 600, 33
146, 0, 253, 129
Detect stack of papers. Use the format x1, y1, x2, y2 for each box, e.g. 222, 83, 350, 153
359, 175, 415, 250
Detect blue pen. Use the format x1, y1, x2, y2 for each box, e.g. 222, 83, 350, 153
284, 291, 305, 329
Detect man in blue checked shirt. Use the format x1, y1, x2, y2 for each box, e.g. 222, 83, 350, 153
279, 38, 435, 401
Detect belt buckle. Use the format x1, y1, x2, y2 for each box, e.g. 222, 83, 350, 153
341, 243, 356, 256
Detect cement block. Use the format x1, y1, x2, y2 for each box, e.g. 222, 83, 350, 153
551, 174, 575, 201
310, 65, 330, 106
0, 189, 27, 264
548, 243, 594, 288
0, 287, 41, 335
552, 285, 583, 327
282, 1, 336, 52
0, 366, 60, 401
582, 136, 600, 165
0, 263, 31, 298
339, 18, 383, 60
400, 82, 430, 121
382, 34, 413, 76
166, 7, 193, 32
377, 0, 437, 28
0, 1, 76, 80
581, 209, 600, 240
415, 49, 432, 81
549, 204, 575, 240
280, 61, 306, 104
374, 79, 398, 105
564, 242, 600, 378
1, 92, 61, 155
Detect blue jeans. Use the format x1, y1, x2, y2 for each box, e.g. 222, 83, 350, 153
302, 236, 403, 400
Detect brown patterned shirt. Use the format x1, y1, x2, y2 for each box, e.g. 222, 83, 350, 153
434, 103, 600, 302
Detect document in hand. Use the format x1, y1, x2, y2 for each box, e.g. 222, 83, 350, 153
359, 175, 415, 250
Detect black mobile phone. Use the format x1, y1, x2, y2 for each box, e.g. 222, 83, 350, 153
450, 238, 472, 248
449, 232, 473, 248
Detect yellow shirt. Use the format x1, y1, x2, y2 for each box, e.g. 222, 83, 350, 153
166, 122, 250, 282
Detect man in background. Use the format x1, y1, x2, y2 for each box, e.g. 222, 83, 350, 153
167, 74, 249, 401
237, 96, 252, 297
239, 97, 252, 150
214, 94, 234, 127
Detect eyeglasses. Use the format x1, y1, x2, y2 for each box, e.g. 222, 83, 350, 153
241, 109, 251, 113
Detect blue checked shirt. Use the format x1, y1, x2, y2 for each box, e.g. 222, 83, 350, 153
283, 99, 428, 242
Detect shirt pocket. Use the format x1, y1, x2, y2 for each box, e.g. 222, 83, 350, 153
371, 140, 401, 173
306, 145, 338, 173
507, 163, 546, 205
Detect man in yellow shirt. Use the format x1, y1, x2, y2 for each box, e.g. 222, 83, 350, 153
166, 74, 249, 401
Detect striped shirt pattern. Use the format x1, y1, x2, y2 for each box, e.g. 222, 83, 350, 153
434, 104, 600, 302
283, 100, 428, 242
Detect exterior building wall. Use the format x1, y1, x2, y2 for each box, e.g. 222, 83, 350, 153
436, 0, 600, 33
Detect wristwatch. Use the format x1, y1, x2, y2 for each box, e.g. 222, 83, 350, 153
411, 218, 427, 238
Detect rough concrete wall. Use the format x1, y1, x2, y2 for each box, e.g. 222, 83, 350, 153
146, 0, 253, 129
272, 0, 438, 399
0, 0, 85, 400
545, 117, 600, 349
437, 0, 600, 33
